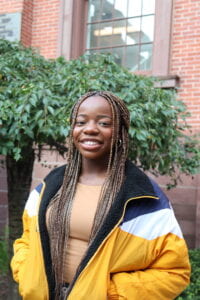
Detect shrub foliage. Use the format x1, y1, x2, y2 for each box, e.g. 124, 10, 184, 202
176, 249, 200, 299
0, 238, 8, 275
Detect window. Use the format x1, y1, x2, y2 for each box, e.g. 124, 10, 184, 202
86, 0, 155, 72
62, 0, 173, 78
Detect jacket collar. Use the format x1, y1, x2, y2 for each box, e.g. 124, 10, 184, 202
122, 159, 156, 200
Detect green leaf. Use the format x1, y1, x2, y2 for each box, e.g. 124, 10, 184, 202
47, 106, 54, 115
35, 110, 43, 120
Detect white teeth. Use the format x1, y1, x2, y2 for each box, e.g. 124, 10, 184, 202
83, 141, 98, 145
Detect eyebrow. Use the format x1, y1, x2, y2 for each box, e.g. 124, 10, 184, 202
77, 114, 112, 119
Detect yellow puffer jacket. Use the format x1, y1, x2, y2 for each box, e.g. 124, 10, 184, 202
11, 161, 191, 300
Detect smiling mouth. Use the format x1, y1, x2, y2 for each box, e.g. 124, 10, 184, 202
79, 140, 102, 151
82, 141, 100, 145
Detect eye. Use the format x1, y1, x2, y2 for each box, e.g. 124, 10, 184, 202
75, 120, 85, 126
99, 121, 111, 127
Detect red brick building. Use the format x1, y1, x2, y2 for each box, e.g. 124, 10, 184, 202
0, 0, 199, 248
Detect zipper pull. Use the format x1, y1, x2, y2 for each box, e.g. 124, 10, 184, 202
60, 286, 68, 300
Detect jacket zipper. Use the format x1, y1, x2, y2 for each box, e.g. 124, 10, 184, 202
60, 287, 69, 300
65, 195, 158, 298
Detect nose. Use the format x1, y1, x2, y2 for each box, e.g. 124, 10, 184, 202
83, 121, 99, 135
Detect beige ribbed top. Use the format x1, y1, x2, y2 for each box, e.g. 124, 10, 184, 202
64, 183, 102, 283
46, 183, 102, 283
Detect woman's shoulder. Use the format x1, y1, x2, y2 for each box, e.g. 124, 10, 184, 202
124, 160, 172, 212
44, 164, 67, 183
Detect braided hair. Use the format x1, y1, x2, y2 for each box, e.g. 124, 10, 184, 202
48, 91, 130, 298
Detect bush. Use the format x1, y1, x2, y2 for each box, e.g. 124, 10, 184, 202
176, 248, 200, 299
0, 229, 9, 276
0, 39, 199, 185
0, 229, 9, 298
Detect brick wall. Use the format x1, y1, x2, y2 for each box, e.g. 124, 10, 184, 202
22, 0, 60, 58
0, 0, 23, 13
21, 0, 34, 46
171, 0, 200, 131
31, 149, 66, 190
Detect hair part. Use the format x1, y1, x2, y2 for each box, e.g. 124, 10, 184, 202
48, 91, 130, 298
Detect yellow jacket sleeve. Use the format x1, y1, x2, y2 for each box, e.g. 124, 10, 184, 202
10, 210, 30, 283
108, 234, 190, 300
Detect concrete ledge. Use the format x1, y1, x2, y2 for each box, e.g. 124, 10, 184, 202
154, 75, 180, 88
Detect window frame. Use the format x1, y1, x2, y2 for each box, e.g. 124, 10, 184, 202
59, 0, 175, 84
152, 0, 173, 76
85, 3, 155, 72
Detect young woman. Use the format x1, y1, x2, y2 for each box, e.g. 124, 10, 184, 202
11, 91, 190, 300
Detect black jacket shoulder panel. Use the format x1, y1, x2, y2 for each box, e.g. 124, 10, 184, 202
124, 160, 156, 198
44, 164, 66, 185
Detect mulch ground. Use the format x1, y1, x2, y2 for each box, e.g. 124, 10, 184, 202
0, 274, 9, 300
0, 273, 21, 300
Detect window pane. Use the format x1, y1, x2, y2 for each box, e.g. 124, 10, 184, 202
101, 0, 114, 20
142, 0, 155, 15
126, 17, 140, 45
112, 19, 126, 46
88, 0, 102, 22
88, 2, 94, 23
113, 0, 128, 19
128, 0, 142, 17
86, 23, 100, 48
125, 45, 139, 71
140, 43, 152, 70
141, 15, 154, 43
98, 21, 113, 47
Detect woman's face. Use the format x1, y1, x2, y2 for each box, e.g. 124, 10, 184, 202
72, 96, 113, 162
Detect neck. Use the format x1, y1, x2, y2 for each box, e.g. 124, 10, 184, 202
79, 157, 109, 185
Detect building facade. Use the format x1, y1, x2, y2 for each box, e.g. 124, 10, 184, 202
0, 0, 200, 248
